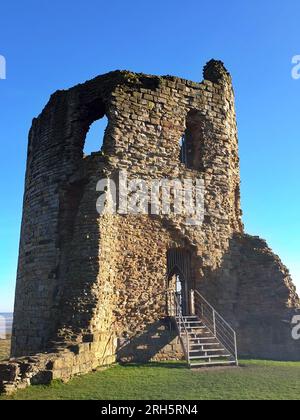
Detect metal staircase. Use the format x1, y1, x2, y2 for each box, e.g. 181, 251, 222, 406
168, 290, 238, 368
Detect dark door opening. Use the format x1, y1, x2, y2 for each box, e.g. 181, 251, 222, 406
167, 249, 191, 316
172, 270, 188, 315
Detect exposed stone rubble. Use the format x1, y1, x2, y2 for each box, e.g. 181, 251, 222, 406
1, 60, 299, 394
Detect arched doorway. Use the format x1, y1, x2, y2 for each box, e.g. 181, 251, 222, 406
167, 249, 191, 316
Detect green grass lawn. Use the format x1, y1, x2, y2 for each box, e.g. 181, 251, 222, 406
1, 360, 299, 400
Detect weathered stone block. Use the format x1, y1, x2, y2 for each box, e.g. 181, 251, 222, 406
0, 363, 20, 382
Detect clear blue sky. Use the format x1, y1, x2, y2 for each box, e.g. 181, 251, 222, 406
0, 0, 299, 312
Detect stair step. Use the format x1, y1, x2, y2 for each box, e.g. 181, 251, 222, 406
190, 342, 220, 347
191, 335, 217, 341
189, 348, 225, 353
190, 361, 237, 368
189, 354, 231, 360
188, 336, 213, 339
182, 328, 210, 332
180, 325, 206, 329
185, 325, 204, 329
180, 327, 207, 332
190, 330, 207, 333
176, 318, 198, 323
183, 332, 209, 337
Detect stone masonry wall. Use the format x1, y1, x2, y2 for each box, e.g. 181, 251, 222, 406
195, 234, 300, 360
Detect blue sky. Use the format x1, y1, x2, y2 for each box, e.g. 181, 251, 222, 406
0, 0, 299, 312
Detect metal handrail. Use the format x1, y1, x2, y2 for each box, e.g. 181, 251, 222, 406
168, 290, 190, 365
194, 290, 236, 334
193, 289, 238, 365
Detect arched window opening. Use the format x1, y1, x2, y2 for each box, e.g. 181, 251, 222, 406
83, 116, 108, 156
180, 110, 208, 171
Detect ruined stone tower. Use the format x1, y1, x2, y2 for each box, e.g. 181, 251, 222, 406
1, 60, 299, 393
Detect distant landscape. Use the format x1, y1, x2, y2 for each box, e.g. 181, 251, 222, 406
0, 313, 13, 337
0, 313, 12, 361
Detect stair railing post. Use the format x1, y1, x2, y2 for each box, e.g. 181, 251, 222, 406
213, 310, 216, 337
186, 330, 190, 365
234, 331, 238, 366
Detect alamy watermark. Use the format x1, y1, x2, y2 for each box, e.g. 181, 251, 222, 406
0, 55, 6, 80
292, 55, 300, 80
96, 170, 205, 226
291, 315, 300, 340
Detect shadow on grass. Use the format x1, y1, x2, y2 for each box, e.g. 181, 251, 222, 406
119, 361, 188, 369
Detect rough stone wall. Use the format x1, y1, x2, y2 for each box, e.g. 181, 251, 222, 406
12, 60, 243, 355
1, 60, 299, 394
196, 234, 300, 360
